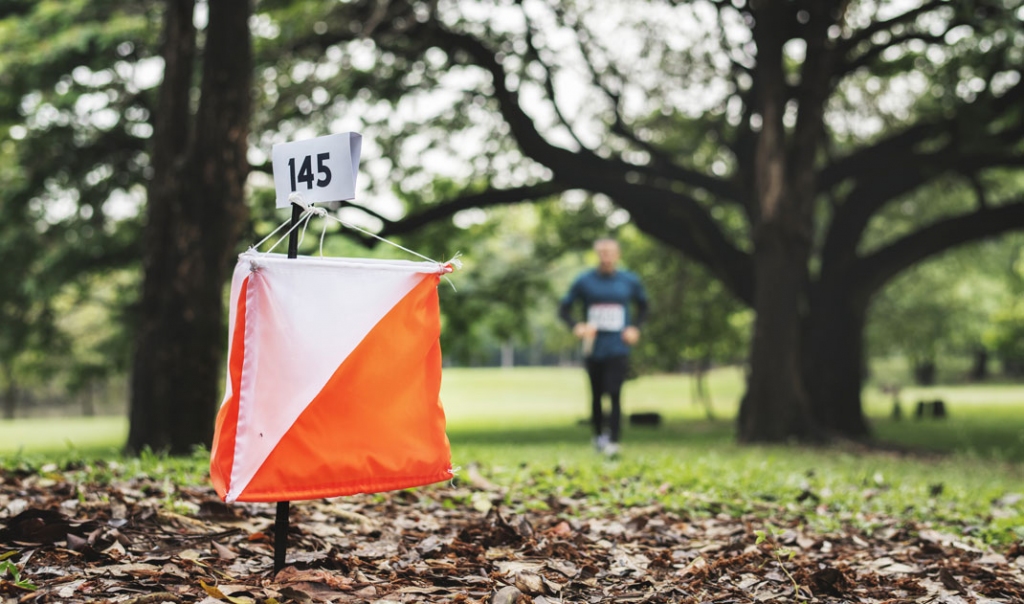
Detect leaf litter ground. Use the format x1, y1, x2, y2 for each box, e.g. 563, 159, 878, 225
1, 462, 1023, 604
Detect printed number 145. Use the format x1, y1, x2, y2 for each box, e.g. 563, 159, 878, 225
288, 152, 332, 191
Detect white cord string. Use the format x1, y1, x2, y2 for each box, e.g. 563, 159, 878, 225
297, 204, 329, 252
259, 212, 314, 255
250, 198, 462, 277
320, 213, 437, 264
319, 219, 328, 257
297, 213, 312, 250
250, 216, 294, 252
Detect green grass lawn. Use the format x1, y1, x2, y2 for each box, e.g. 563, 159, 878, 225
2, 367, 1023, 546
0, 366, 745, 456
0, 416, 128, 456
4, 365, 1022, 458
438, 368, 1024, 546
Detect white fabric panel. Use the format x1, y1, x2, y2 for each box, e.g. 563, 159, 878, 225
219, 261, 253, 411
226, 251, 442, 502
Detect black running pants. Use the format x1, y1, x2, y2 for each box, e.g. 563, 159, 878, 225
585, 355, 628, 443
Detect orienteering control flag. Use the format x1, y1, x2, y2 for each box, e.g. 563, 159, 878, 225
211, 251, 453, 503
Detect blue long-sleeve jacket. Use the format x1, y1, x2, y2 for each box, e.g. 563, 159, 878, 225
559, 269, 649, 360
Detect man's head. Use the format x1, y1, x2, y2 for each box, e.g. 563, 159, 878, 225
594, 238, 620, 274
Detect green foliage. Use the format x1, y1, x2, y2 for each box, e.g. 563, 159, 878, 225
395, 200, 563, 365
53, 270, 137, 397
372, 192, 632, 365
619, 227, 749, 374
985, 300, 1024, 374
0, 554, 37, 591
980, 240, 1024, 374
868, 233, 1024, 381
752, 527, 803, 599
0, 0, 151, 414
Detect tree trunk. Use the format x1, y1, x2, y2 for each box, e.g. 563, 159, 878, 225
1, 364, 15, 420
501, 342, 514, 368
127, 0, 251, 455
82, 381, 96, 417
692, 357, 714, 421
739, 224, 817, 442
969, 347, 988, 382
804, 292, 871, 439
736, 4, 823, 443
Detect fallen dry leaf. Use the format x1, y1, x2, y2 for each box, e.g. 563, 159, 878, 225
0, 465, 1021, 603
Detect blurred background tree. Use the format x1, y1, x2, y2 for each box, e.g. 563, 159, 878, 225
983, 238, 1024, 377
2, 0, 1023, 452
0, 0, 151, 419
253, 0, 1024, 442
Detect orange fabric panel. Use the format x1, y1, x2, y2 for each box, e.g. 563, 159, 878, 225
238, 274, 450, 501
210, 276, 249, 499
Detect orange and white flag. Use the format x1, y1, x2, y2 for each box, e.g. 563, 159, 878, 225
210, 251, 453, 503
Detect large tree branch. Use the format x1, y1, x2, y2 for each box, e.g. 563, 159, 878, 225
260, 0, 410, 57
854, 199, 1024, 301
331, 199, 393, 225
376, 172, 756, 304
422, 22, 581, 175
842, 0, 946, 50
566, 173, 754, 305
378, 182, 570, 237
418, 22, 753, 285
789, 1, 846, 207
820, 149, 1024, 280
606, 119, 748, 205
529, 3, 746, 208
820, 121, 940, 190
819, 73, 1024, 276
822, 78, 1024, 190
518, 2, 590, 152
836, 0, 1016, 81
549, 5, 748, 206
306, 17, 753, 296
840, 32, 947, 76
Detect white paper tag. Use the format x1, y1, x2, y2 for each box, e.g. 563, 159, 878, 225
587, 304, 626, 332
271, 132, 362, 208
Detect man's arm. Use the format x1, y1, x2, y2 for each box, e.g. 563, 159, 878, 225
560, 278, 596, 339
558, 278, 581, 329
633, 297, 649, 327
622, 275, 648, 346
558, 298, 577, 329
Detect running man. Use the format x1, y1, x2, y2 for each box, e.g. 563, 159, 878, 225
559, 238, 649, 456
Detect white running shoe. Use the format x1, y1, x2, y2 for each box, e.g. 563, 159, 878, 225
603, 442, 620, 458
592, 434, 610, 452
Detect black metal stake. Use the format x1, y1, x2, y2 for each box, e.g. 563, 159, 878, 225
273, 500, 290, 573
273, 202, 304, 575
286, 202, 302, 259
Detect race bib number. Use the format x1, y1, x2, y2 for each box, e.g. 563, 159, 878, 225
587, 304, 626, 332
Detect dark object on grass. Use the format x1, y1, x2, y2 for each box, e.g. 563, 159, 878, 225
915, 399, 947, 420
810, 566, 849, 597
629, 412, 662, 427
914, 361, 937, 385
881, 384, 902, 421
